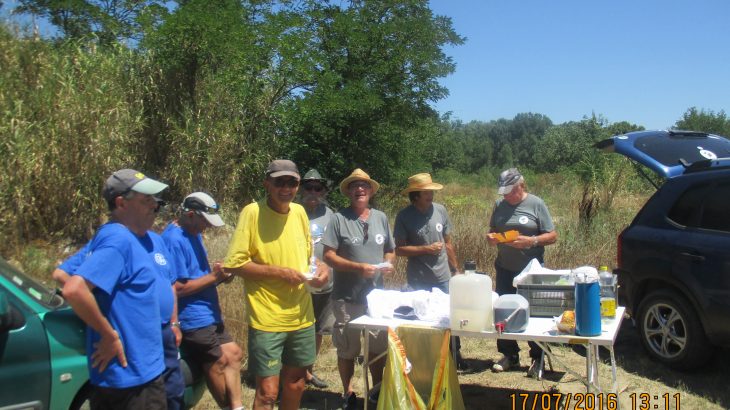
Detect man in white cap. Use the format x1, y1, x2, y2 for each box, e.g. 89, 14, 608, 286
487, 168, 557, 377
63, 169, 171, 409
161, 192, 243, 410
224, 159, 328, 410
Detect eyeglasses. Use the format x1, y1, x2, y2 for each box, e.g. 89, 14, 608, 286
303, 184, 324, 192
360, 220, 369, 242
272, 177, 300, 188
349, 181, 371, 190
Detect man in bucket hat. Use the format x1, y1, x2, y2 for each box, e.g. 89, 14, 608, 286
322, 168, 395, 409
62, 169, 171, 409
393, 172, 469, 371
224, 159, 328, 410
298, 169, 335, 389
162, 192, 243, 410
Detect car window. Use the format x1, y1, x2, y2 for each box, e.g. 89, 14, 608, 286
698, 182, 730, 232
668, 183, 711, 227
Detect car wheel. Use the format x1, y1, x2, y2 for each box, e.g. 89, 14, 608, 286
636, 289, 714, 370
69, 384, 92, 410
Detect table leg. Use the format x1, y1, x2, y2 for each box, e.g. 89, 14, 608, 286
610, 346, 618, 393
363, 328, 370, 410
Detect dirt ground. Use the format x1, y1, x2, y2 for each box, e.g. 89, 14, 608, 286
192, 316, 729, 410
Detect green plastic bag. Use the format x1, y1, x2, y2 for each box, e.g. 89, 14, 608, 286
376, 326, 465, 410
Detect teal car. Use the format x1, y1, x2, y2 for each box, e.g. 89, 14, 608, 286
0, 258, 206, 409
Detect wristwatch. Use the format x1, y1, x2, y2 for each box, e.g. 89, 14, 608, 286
170, 321, 181, 328
532, 236, 539, 248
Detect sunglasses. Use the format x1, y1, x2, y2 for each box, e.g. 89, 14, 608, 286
349, 181, 371, 190
303, 184, 325, 192
272, 177, 300, 188
361, 220, 369, 242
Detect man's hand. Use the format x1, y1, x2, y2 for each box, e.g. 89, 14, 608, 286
486, 233, 499, 246
360, 263, 378, 278
91, 330, 126, 372
424, 242, 444, 255
277, 267, 306, 285
307, 262, 330, 288
507, 235, 534, 249
172, 326, 182, 347
213, 262, 234, 284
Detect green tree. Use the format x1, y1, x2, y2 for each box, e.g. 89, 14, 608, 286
674, 107, 730, 136
15, 0, 166, 43
283, 0, 464, 184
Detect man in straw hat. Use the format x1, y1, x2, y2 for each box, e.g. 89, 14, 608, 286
322, 168, 395, 409
162, 192, 243, 410
223, 159, 329, 410
393, 172, 469, 371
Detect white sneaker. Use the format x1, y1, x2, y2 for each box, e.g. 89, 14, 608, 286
491, 354, 518, 372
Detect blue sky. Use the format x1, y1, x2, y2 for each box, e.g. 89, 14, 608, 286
428, 0, 730, 129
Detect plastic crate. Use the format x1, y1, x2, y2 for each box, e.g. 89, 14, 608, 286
515, 273, 574, 317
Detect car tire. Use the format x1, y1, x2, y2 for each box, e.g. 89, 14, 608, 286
636, 289, 714, 370
69, 384, 92, 410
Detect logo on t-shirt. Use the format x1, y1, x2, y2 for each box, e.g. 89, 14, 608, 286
154, 253, 167, 266
518, 216, 529, 225
375, 234, 385, 245
436, 223, 443, 233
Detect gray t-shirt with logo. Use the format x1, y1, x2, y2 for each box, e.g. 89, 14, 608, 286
394, 203, 452, 287
306, 203, 334, 294
322, 207, 395, 304
489, 193, 555, 272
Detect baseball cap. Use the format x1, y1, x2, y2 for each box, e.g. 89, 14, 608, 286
497, 168, 523, 195
265, 159, 300, 180
182, 192, 225, 227
103, 169, 168, 203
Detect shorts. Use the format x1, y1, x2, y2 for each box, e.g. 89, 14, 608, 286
332, 299, 387, 360
247, 325, 316, 377
181, 323, 234, 366
91, 375, 166, 410
312, 292, 335, 335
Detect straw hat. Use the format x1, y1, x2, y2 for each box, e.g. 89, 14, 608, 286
400, 173, 443, 195
339, 168, 380, 195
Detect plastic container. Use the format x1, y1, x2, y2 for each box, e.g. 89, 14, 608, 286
493, 294, 529, 333
450, 260, 494, 332
598, 266, 617, 318
515, 273, 574, 317
573, 266, 602, 336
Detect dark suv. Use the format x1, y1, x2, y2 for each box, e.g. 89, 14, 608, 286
598, 130, 730, 370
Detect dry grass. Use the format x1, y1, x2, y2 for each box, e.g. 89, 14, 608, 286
10, 178, 728, 409
190, 179, 729, 409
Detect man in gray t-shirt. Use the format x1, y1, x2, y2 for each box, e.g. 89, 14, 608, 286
488, 168, 557, 377
394, 173, 459, 291
322, 168, 395, 408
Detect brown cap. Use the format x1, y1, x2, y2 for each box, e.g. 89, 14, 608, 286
265, 159, 300, 180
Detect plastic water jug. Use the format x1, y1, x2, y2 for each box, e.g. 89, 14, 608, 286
574, 266, 601, 336
450, 260, 494, 332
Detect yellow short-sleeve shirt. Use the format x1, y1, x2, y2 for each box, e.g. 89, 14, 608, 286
224, 200, 314, 332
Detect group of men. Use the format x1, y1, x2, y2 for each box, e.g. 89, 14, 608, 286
57, 169, 243, 410
59, 160, 556, 410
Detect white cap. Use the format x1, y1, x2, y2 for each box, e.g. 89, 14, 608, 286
182, 192, 225, 227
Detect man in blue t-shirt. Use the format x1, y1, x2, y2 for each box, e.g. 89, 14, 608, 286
62, 169, 170, 410
162, 192, 243, 410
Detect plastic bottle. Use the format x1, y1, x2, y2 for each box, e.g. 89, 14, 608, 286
449, 260, 494, 332
598, 266, 616, 318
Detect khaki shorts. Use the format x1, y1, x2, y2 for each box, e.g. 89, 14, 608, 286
332, 299, 387, 360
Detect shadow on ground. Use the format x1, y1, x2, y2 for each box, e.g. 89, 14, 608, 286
460, 385, 564, 410
610, 318, 730, 408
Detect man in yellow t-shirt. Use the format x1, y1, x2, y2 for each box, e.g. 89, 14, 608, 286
224, 159, 329, 410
